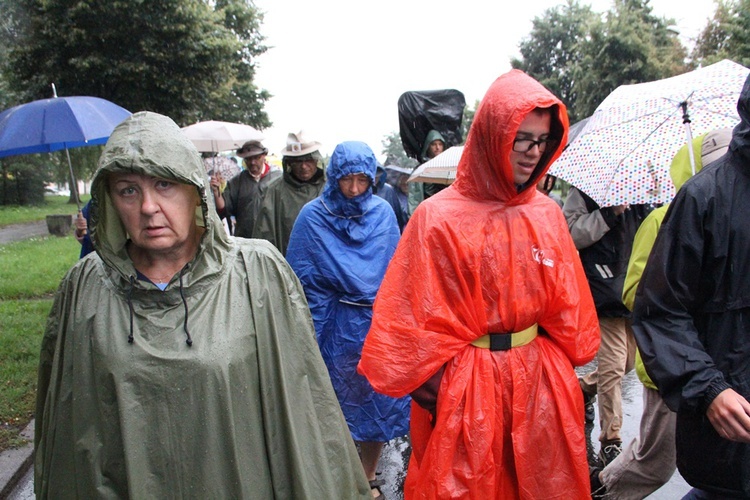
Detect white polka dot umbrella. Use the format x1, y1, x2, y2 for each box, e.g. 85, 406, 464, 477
550, 59, 749, 207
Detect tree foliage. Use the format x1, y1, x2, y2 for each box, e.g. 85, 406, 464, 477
381, 132, 418, 169
512, 0, 598, 122
573, 0, 687, 117
2, 0, 270, 128
0, 155, 50, 205
692, 0, 750, 67
513, 0, 687, 120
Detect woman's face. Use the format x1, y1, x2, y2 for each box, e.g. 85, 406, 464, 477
338, 173, 370, 199
109, 172, 200, 256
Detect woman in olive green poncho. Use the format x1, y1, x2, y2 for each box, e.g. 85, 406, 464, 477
34, 111, 371, 499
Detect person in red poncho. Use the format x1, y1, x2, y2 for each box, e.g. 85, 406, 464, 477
358, 70, 600, 499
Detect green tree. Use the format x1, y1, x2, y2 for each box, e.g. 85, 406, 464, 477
460, 100, 479, 140
2, 0, 270, 128
573, 0, 687, 117
512, 0, 598, 122
381, 132, 418, 169
513, 0, 687, 120
692, 0, 750, 67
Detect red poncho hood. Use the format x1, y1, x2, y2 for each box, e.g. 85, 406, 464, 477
453, 69, 568, 204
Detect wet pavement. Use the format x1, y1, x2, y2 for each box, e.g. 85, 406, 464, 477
0, 221, 49, 245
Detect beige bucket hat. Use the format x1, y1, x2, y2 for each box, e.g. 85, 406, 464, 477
280, 131, 322, 157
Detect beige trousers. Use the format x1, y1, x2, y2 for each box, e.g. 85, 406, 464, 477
580, 316, 637, 442
601, 386, 677, 499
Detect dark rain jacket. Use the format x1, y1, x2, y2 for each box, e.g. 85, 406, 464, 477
564, 187, 651, 317
221, 163, 281, 237
359, 71, 600, 499
374, 165, 407, 232
286, 141, 410, 443
34, 112, 370, 499
632, 76, 750, 497
252, 167, 325, 256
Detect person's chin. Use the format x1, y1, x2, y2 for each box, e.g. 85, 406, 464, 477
513, 166, 536, 185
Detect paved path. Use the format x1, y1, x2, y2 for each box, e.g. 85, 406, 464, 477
0, 221, 49, 245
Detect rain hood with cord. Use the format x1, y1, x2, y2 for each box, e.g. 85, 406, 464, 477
34, 111, 371, 499
632, 74, 750, 498
286, 141, 410, 443
358, 70, 600, 499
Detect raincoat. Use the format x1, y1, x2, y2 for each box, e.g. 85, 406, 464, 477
632, 75, 750, 497
286, 141, 410, 443
374, 165, 407, 232
221, 161, 280, 237
252, 166, 325, 256
34, 112, 370, 499
623, 129, 731, 390
358, 71, 600, 499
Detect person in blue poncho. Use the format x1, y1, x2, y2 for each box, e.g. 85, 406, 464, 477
287, 141, 411, 499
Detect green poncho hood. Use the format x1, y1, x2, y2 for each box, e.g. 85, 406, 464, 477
89, 111, 231, 290
420, 129, 446, 160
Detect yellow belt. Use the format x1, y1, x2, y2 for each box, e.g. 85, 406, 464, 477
471, 324, 538, 351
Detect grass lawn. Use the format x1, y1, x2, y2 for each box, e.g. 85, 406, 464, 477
0, 231, 80, 452
0, 195, 90, 228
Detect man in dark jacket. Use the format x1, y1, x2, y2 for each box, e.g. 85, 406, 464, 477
564, 187, 651, 466
632, 73, 750, 498
211, 140, 280, 238
252, 131, 325, 256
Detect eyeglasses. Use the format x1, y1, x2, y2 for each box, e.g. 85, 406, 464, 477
512, 137, 557, 153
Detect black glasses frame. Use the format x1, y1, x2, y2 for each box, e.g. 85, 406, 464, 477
512, 137, 556, 153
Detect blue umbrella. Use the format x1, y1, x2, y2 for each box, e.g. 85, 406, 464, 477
0, 92, 131, 209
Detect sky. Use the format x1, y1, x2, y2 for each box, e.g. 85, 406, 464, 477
252, 0, 717, 160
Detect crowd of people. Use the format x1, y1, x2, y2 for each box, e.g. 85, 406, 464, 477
44, 68, 750, 499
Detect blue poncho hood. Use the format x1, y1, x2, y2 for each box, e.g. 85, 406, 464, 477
319, 141, 383, 241
321, 141, 377, 217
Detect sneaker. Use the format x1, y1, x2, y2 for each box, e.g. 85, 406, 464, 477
598, 440, 622, 467
589, 466, 606, 498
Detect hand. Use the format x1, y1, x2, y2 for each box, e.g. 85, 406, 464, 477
611, 204, 629, 216
74, 211, 87, 240
707, 388, 750, 443
209, 174, 222, 193
210, 174, 226, 211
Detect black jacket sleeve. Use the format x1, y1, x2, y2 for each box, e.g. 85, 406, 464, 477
632, 186, 729, 413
